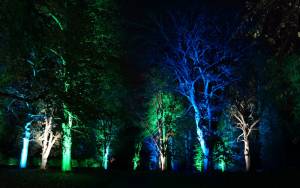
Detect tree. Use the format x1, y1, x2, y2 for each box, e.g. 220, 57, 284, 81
215, 112, 242, 172
32, 0, 124, 171
132, 142, 142, 170
32, 116, 60, 170
229, 98, 260, 171
0, 0, 125, 171
152, 13, 245, 171
19, 113, 46, 168
244, 0, 300, 56
146, 92, 183, 170
94, 114, 117, 170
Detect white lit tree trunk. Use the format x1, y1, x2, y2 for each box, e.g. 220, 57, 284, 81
230, 99, 259, 172
244, 139, 250, 171
160, 155, 167, 171
34, 117, 61, 170
158, 117, 168, 171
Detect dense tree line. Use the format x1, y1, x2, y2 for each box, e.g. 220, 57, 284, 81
0, 0, 299, 172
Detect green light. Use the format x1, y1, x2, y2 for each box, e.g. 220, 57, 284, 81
284, 54, 300, 121
48, 48, 66, 65
147, 92, 183, 171
133, 143, 142, 170
62, 122, 72, 171
8, 158, 18, 166
95, 118, 114, 170
49, 13, 64, 31
194, 144, 204, 172
219, 159, 225, 172
212, 139, 228, 172
62, 104, 73, 172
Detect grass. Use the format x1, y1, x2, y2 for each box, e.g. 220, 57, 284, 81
0, 167, 299, 188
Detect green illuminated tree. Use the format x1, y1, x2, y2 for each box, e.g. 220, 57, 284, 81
94, 114, 117, 170
33, 0, 124, 171
194, 143, 204, 172
146, 92, 183, 171
215, 113, 241, 171
0, 0, 125, 171
132, 142, 142, 170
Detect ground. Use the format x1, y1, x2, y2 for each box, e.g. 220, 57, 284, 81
0, 167, 299, 188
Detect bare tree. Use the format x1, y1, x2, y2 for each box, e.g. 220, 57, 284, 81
152, 13, 244, 171
33, 116, 61, 170
229, 98, 260, 171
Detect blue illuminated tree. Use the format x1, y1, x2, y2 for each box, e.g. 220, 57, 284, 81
153, 13, 245, 171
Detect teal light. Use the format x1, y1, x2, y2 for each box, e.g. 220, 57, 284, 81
102, 145, 110, 170
20, 137, 29, 168
19, 121, 32, 168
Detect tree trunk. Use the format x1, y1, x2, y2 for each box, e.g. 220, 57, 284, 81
62, 119, 72, 171
102, 144, 110, 170
160, 155, 167, 171
191, 89, 210, 172
168, 137, 174, 170
20, 122, 31, 169
40, 157, 48, 170
244, 139, 251, 171
184, 130, 192, 169
194, 111, 209, 172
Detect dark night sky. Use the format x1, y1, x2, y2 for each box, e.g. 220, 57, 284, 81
119, 0, 245, 90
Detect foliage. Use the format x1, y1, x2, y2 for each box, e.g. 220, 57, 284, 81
147, 92, 183, 136
245, 0, 300, 56
212, 141, 231, 172
194, 144, 204, 172
146, 92, 183, 170
132, 143, 142, 170
284, 54, 300, 122
94, 116, 118, 170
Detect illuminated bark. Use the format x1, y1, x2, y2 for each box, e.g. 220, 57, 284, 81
152, 13, 243, 172
20, 114, 46, 168
102, 144, 110, 170
230, 99, 260, 171
132, 143, 142, 170
19, 121, 31, 168
190, 89, 209, 171
244, 139, 250, 171
33, 117, 60, 170
95, 117, 114, 170
62, 107, 73, 172
147, 92, 183, 171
